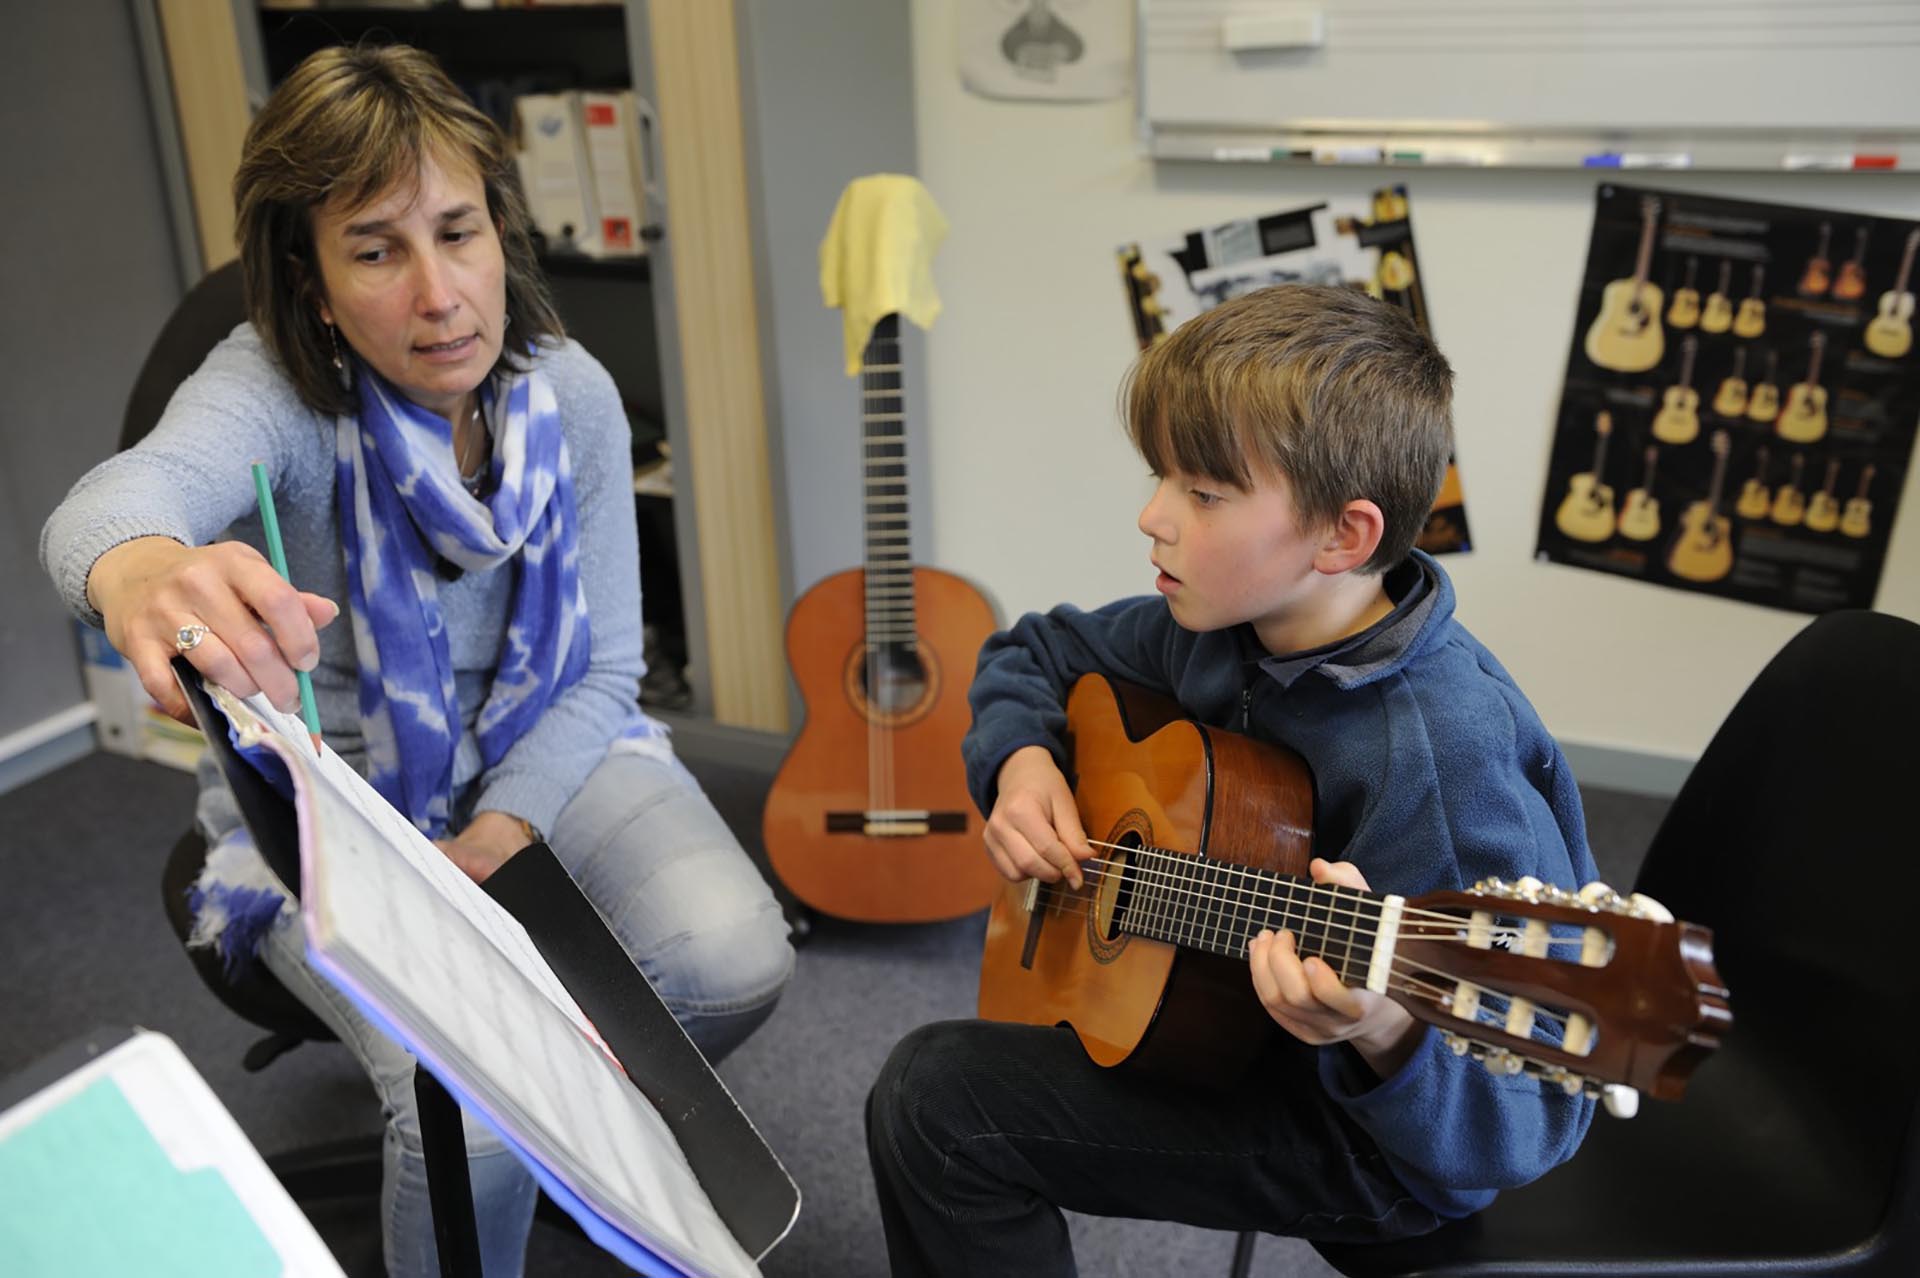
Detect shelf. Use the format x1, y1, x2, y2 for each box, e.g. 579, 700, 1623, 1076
537, 250, 650, 283
256, 2, 631, 95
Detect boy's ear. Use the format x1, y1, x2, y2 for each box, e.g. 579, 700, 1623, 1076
1314, 499, 1386, 574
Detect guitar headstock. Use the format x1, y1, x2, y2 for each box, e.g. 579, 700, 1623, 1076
1390, 878, 1730, 1116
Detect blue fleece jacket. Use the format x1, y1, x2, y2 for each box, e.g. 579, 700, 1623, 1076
962, 550, 1598, 1218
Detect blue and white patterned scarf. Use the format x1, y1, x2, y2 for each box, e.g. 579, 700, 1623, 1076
337, 356, 589, 836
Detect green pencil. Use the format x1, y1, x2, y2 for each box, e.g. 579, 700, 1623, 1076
251, 460, 324, 756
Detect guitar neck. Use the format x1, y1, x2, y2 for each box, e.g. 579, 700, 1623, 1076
859, 315, 915, 644
1631, 200, 1659, 287
1896, 230, 1920, 294
1117, 846, 1395, 988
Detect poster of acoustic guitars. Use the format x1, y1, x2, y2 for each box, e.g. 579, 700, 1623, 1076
1538, 183, 1919, 613
1118, 188, 1471, 556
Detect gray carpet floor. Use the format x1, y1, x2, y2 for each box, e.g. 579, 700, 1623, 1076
0, 748, 1663, 1276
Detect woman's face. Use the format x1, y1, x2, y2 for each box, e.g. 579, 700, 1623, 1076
310, 151, 507, 422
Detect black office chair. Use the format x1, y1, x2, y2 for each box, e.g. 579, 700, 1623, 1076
1308, 608, 1920, 1277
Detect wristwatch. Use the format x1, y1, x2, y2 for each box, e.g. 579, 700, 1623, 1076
513, 816, 544, 847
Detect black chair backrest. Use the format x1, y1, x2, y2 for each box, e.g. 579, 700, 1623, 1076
1633, 608, 1920, 1218
119, 260, 247, 453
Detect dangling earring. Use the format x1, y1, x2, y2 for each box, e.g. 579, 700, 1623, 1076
327, 323, 344, 370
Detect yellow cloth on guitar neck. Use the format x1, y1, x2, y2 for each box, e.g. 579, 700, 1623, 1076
819, 174, 948, 376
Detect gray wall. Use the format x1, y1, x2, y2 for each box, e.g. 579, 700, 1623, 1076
1, 2, 182, 743
738, 0, 926, 611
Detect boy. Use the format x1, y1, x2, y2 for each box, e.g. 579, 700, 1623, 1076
865, 285, 1597, 1275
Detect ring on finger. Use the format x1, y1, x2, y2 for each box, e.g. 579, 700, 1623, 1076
175, 623, 211, 652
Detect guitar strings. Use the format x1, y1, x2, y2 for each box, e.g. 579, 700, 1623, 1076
1010, 885, 1577, 1041
1012, 886, 1580, 1039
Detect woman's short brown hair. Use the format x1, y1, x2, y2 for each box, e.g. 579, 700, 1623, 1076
233, 43, 563, 414
1122, 284, 1453, 574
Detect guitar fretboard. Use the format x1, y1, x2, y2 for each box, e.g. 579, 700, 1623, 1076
1118, 845, 1387, 988
860, 315, 914, 645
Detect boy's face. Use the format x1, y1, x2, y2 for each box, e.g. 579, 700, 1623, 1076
1138, 466, 1330, 639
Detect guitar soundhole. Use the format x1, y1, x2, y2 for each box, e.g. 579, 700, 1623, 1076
1087, 822, 1148, 962
843, 640, 941, 726
867, 643, 929, 712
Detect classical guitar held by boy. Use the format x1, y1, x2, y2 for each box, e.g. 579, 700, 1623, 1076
978, 675, 1730, 1113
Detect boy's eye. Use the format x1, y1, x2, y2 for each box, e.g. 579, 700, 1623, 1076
1190, 488, 1221, 508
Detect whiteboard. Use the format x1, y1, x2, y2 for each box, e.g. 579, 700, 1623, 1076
1140, 0, 1920, 166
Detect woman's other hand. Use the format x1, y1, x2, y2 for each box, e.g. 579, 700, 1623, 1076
86, 535, 339, 723
434, 811, 534, 884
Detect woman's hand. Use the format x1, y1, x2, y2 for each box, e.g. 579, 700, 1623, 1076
434, 811, 535, 885
1249, 857, 1423, 1079
87, 535, 339, 723
983, 745, 1092, 889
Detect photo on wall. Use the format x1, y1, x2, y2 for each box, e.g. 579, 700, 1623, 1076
1538, 184, 1919, 614
1117, 188, 1471, 556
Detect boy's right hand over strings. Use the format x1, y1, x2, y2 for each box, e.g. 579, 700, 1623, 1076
985, 745, 1094, 890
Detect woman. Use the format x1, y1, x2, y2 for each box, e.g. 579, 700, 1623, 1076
41, 44, 793, 1276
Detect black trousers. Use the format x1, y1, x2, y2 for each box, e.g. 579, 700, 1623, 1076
865, 1019, 1443, 1278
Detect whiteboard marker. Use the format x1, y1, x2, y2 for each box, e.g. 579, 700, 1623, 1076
1621, 153, 1692, 169
1314, 145, 1384, 164
1784, 154, 1851, 170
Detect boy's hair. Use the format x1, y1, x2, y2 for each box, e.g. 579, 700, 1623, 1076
1122, 284, 1454, 574
233, 43, 563, 415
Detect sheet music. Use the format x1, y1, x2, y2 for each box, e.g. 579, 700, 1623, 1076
207, 688, 759, 1278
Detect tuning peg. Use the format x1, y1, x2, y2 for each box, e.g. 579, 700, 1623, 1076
1441, 1031, 1471, 1057
1626, 893, 1675, 923
1515, 875, 1544, 901
1577, 881, 1623, 911
1482, 1047, 1525, 1077
1601, 1085, 1641, 1119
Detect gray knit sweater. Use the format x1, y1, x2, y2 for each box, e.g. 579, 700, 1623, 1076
41, 323, 656, 838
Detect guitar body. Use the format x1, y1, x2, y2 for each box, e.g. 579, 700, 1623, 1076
1805, 493, 1840, 533
977, 676, 1312, 1082
1618, 490, 1661, 541
763, 566, 1004, 922
1771, 486, 1806, 527
1746, 383, 1780, 422
1667, 288, 1700, 329
1865, 293, 1915, 359
1555, 475, 1616, 542
1668, 506, 1733, 582
1775, 387, 1829, 443
1841, 499, 1872, 538
1712, 379, 1749, 418
1651, 390, 1699, 444
1800, 262, 1831, 296
1732, 301, 1766, 339
1584, 279, 1665, 372
1699, 294, 1733, 334
1736, 480, 1770, 521
1833, 261, 1867, 302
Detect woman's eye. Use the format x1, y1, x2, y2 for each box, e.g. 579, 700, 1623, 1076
444, 228, 475, 244
356, 247, 388, 265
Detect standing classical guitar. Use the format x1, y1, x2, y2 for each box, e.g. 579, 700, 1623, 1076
1585, 196, 1665, 373
978, 675, 1729, 1108
764, 182, 1003, 923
